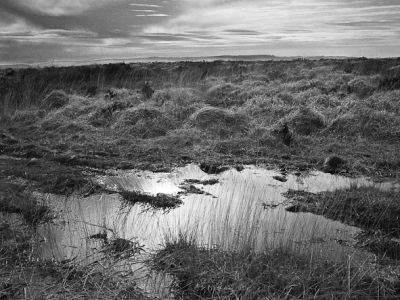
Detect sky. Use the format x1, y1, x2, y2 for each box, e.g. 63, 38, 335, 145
0, 0, 399, 64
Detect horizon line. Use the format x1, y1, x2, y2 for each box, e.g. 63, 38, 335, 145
1, 54, 399, 68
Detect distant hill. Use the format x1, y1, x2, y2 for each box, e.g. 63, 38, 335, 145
0, 54, 355, 68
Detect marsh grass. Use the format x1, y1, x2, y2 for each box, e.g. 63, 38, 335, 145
0, 224, 151, 299
120, 190, 183, 211
0, 182, 52, 226
284, 186, 400, 238
152, 235, 400, 299
184, 178, 219, 185
0, 157, 103, 196
284, 186, 400, 260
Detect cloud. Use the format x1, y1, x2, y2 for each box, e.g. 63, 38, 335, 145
131, 10, 156, 12
1, 0, 400, 63
2, 0, 125, 16
136, 14, 170, 17
143, 0, 400, 48
130, 3, 162, 8
224, 29, 262, 36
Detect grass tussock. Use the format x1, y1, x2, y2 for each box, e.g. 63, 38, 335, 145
190, 106, 249, 137
11, 109, 42, 125
205, 82, 243, 107
40, 90, 69, 111
152, 87, 200, 106
113, 107, 175, 138
89, 99, 134, 127
120, 190, 183, 210
0, 182, 52, 226
347, 76, 376, 98
152, 237, 400, 299
280, 106, 326, 135
102, 237, 145, 259
328, 108, 400, 141
39, 99, 95, 133
184, 178, 219, 185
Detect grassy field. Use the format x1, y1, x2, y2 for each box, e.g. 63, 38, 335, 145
1, 58, 400, 299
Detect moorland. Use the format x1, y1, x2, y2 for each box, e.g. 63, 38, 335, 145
1, 58, 400, 299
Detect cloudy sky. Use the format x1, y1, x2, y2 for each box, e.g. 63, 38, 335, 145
0, 0, 399, 63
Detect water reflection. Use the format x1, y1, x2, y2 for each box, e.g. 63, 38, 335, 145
35, 165, 400, 297
38, 165, 397, 262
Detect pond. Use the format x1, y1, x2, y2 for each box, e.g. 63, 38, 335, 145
33, 164, 398, 298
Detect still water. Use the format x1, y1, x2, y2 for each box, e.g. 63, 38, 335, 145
37, 165, 398, 259
34, 165, 397, 297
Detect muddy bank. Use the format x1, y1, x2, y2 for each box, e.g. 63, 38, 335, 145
0, 155, 106, 196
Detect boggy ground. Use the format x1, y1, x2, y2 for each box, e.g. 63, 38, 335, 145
1, 58, 400, 299
1, 58, 400, 177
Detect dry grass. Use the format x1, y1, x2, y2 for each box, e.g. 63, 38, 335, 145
40, 90, 70, 111
113, 107, 176, 138
328, 108, 400, 141
189, 106, 249, 137
281, 106, 326, 135
205, 82, 244, 107
1, 58, 400, 176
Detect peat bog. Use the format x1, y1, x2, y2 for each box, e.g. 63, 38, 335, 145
1, 58, 400, 299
